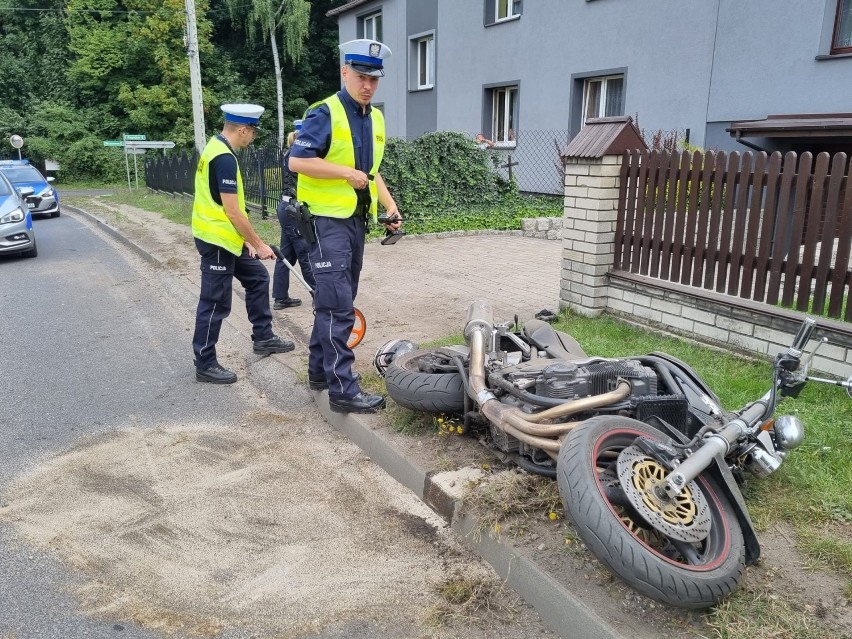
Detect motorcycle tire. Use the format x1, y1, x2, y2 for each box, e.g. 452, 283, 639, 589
383, 350, 466, 414
557, 415, 746, 608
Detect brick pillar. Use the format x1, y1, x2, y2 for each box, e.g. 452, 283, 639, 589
559, 154, 623, 316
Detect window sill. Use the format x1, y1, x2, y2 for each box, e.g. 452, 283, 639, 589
409, 85, 434, 93
815, 52, 852, 60
485, 15, 521, 27
492, 142, 517, 150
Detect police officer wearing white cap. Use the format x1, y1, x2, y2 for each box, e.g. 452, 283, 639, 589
272, 118, 315, 310
289, 39, 402, 414
191, 103, 295, 384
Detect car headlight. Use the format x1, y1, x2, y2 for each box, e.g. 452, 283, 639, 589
0, 207, 25, 224
37, 186, 54, 198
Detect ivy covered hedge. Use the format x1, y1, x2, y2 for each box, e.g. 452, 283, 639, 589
377, 131, 561, 235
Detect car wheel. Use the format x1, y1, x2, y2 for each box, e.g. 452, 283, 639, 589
21, 240, 37, 258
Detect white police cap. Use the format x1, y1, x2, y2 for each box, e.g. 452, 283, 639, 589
339, 39, 392, 77
221, 103, 264, 126
293, 119, 303, 130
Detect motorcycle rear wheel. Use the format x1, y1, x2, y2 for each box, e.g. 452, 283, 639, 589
384, 350, 466, 414
557, 415, 746, 608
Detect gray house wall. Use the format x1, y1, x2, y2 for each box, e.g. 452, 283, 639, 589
332, 0, 852, 157
334, 1, 408, 136
705, 0, 852, 152
405, 1, 438, 139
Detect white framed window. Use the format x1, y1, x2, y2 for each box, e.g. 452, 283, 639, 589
491, 86, 518, 145
582, 75, 625, 125
495, 0, 522, 21
416, 35, 434, 89
833, 0, 852, 53
362, 11, 383, 41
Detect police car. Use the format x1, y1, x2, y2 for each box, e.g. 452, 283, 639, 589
0, 170, 37, 258
0, 159, 60, 218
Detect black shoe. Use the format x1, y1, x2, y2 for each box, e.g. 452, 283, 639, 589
328, 391, 385, 414
273, 297, 302, 310
196, 364, 237, 384
253, 335, 295, 354
308, 372, 361, 391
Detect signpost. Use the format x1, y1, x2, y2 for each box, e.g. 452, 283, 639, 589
103, 137, 175, 189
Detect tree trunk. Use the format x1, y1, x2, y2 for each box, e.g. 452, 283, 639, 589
269, 27, 285, 149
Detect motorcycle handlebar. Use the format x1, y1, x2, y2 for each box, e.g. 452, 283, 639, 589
787, 317, 817, 356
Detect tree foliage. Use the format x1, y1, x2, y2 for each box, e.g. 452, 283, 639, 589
0, 0, 347, 177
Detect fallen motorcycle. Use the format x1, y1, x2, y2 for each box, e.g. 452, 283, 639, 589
382, 299, 852, 608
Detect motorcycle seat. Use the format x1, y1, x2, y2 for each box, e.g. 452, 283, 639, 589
522, 319, 588, 360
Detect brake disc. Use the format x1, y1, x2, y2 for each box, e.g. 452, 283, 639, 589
616, 445, 712, 543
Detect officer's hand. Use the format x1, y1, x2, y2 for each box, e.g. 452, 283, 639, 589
382, 211, 402, 231
345, 169, 369, 190
245, 242, 257, 258
255, 242, 274, 260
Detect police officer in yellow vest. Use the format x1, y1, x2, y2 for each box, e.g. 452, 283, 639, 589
289, 40, 402, 413
192, 104, 295, 384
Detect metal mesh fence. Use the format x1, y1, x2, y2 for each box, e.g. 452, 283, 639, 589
465, 129, 571, 196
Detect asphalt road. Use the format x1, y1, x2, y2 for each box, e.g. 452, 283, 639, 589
0, 214, 191, 638
0, 214, 555, 639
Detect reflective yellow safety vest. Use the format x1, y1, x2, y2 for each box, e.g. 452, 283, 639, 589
296, 95, 386, 224
192, 137, 246, 255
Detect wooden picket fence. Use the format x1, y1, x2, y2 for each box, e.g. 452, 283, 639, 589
615, 149, 852, 321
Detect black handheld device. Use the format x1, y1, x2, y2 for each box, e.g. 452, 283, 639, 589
378, 213, 405, 245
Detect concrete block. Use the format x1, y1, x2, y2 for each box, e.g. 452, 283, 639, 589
633, 304, 663, 323
565, 186, 590, 199
716, 316, 754, 337
583, 252, 616, 267
682, 305, 714, 324
692, 322, 730, 343
650, 298, 683, 316
812, 354, 848, 378
754, 326, 794, 347
622, 290, 653, 308
565, 164, 591, 176
729, 333, 768, 355
584, 232, 615, 245
521, 218, 536, 232
536, 218, 550, 231
663, 314, 695, 333
608, 298, 634, 314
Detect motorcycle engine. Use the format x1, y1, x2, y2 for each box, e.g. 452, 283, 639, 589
532, 360, 657, 399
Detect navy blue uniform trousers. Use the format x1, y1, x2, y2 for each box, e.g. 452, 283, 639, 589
307, 215, 366, 400
192, 238, 274, 369
272, 199, 316, 299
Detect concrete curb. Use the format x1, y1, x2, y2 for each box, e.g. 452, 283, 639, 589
68, 202, 626, 639
312, 393, 623, 639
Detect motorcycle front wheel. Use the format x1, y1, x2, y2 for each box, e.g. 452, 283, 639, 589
384, 350, 466, 414
557, 415, 746, 608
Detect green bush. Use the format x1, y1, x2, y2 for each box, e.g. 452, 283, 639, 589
61, 136, 129, 182
381, 131, 518, 219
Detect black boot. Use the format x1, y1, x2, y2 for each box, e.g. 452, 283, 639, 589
328, 391, 385, 414
196, 364, 237, 384
253, 335, 295, 354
